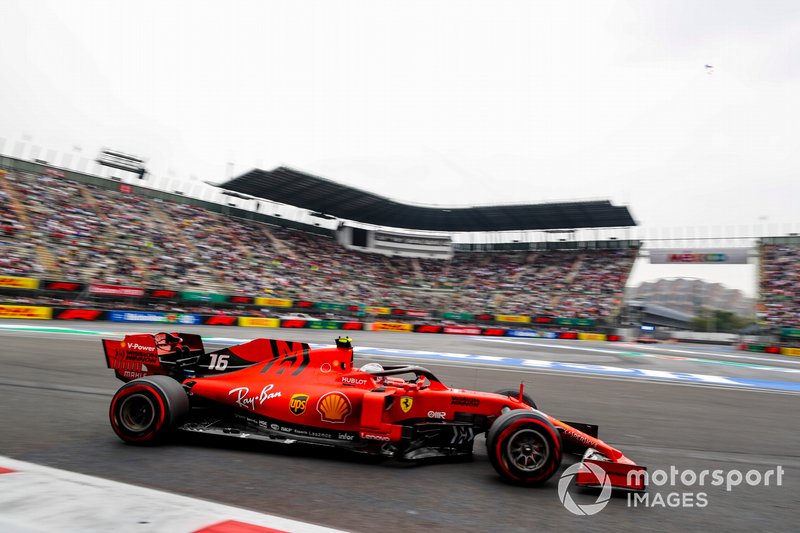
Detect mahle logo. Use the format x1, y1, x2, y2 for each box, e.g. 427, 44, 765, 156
289, 393, 309, 415
557, 463, 612, 516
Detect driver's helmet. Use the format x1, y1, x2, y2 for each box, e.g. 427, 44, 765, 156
359, 362, 385, 385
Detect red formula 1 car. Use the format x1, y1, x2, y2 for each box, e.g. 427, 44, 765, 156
102, 333, 646, 490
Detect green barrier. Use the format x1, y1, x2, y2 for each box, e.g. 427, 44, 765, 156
554, 317, 596, 327
745, 344, 767, 352
308, 320, 344, 329
781, 328, 800, 338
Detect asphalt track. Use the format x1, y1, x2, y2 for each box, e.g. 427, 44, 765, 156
1, 320, 798, 532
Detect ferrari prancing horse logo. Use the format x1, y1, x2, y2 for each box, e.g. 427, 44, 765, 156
400, 396, 413, 413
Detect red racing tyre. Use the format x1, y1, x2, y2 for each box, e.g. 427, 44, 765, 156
109, 375, 189, 445
486, 409, 562, 486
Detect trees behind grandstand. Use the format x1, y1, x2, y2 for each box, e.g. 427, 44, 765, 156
691, 309, 753, 333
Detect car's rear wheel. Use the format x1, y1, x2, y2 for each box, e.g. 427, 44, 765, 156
493, 388, 537, 409
110, 375, 189, 445
486, 410, 562, 486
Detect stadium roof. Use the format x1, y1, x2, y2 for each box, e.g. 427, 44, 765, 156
217, 167, 636, 232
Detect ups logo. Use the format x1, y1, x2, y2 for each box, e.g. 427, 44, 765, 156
289, 393, 309, 415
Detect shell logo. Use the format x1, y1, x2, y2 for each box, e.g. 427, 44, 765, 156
120, 342, 126, 348
316, 392, 352, 423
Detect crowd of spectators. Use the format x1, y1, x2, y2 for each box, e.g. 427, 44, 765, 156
0, 173, 43, 276
0, 170, 638, 319
760, 244, 800, 327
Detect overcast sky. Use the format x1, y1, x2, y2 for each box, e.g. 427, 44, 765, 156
2, 0, 799, 297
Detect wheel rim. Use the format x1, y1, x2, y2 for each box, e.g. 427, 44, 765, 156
506, 428, 549, 472
119, 393, 156, 432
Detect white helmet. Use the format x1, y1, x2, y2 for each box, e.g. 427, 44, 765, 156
359, 362, 384, 374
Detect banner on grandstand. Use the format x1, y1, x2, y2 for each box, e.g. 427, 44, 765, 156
366, 306, 391, 315
43, 280, 84, 292
108, 311, 201, 324
238, 317, 280, 328
442, 312, 475, 321
203, 315, 238, 326
254, 297, 293, 308
781, 328, 800, 338
54, 308, 104, 321
507, 329, 542, 338
392, 309, 429, 318
148, 289, 179, 298
443, 325, 482, 335
309, 320, 349, 330
227, 296, 254, 304
495, 315, 530, 323
89, 284, 145, 297
555, 318, 596, 327
0, 276, 39, 290
414, 324, 443, 334
578, 332, 607, 341
372, 322, 413, 332
0, 305, 52, 319
314, 302, 349, 312
649, 248, 750, 264
181, 292, 228, 303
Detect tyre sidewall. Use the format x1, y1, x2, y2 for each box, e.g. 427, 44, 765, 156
109, 376, 188, 444
487, 410, 562, 485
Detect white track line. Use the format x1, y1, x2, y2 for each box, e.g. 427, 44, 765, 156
0, 456, 344, 533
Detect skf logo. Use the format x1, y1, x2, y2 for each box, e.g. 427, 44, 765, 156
289, 393, 309, 415
400, 396, 413, 413
316, 392, 352, 423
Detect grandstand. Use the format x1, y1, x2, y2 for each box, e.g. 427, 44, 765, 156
760, 237, 800, 329
2, 157, 797, 334
0, 159, 640, 325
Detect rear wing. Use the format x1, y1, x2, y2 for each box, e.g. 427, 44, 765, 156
103, 332, 204, 382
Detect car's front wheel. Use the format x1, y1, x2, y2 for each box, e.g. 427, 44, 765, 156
109, 375, 189, 445
486, 410, 562, 486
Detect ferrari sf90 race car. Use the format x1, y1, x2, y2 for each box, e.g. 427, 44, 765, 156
102, 333, 646, 490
